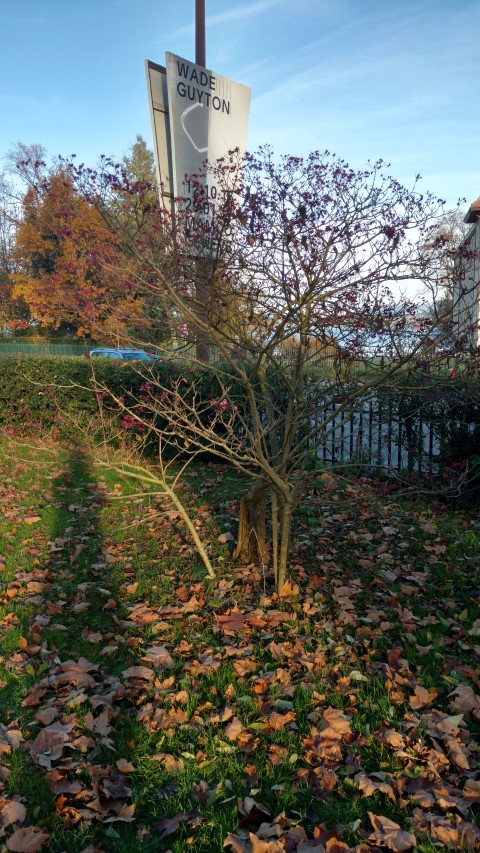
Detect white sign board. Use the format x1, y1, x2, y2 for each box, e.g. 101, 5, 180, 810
145, 60, 173, 208
165, 52, 251, 209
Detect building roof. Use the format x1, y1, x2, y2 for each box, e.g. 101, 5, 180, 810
464, 197, 480, 223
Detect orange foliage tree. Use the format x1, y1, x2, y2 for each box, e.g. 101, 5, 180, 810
12, 170, 145, 338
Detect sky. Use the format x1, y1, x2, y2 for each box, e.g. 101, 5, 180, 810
1, 0, 479, 210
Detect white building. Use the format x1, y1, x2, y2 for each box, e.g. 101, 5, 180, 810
453, 197, 480, 346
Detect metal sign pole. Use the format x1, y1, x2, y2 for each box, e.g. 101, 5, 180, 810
194, 0, 210, 363
196, 0, 206, 66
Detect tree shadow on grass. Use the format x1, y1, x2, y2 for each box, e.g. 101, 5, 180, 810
0, 442, 134, 722
0, 441, 150, 853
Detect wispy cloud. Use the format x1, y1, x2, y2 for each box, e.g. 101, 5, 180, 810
207, 0, 285, 26
173, 0, 286, 36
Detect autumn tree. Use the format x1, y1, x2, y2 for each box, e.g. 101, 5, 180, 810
0, 168, 31, 330
117, 136, 171, 341
66, 148, 453, 589
5, 142, 49, 196
5, 138, 171, 341
12, 169, 138, 337
123, 135, 156, 190
0, 172, 17, 325
57, 137, 173, 343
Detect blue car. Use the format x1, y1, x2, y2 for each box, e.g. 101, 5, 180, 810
89, 348, 154, 362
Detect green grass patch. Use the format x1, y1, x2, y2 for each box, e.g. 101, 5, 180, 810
0, 435, 479, 851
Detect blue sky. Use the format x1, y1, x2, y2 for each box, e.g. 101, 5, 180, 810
1, 0, 479, 209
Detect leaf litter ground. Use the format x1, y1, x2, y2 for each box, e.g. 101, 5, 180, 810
0, 437, 479, 852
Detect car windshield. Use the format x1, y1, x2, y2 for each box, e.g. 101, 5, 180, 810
120, 351, 152, 361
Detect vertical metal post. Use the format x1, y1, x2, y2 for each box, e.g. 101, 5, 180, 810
195, 0, 206, 66
194, 0, 210, 362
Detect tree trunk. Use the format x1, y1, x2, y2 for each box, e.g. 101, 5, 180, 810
233, 482, 268, 565
195, 274, 210, 363
271, 489, 279, 585
276, 500, 292, 591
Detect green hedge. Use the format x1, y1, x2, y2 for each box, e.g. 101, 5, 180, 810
0, 356, 169, 439
0, 355, 245, 443
4, 356, 480, 498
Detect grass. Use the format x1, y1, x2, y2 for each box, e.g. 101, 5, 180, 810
0, 434, 479, 851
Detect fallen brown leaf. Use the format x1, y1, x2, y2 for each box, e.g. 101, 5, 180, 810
368, 813, 416, 852
121, 665, 154, 681
208, 706, 234, 724
355, 772, 396, 802
0, 800, 26, 828
6, 827, 50, 852
450, 684, 480, 718
225, 717, 246, 741
141, 645, 174, 669
116, 758, 135, 773
409, 685, 438, 711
